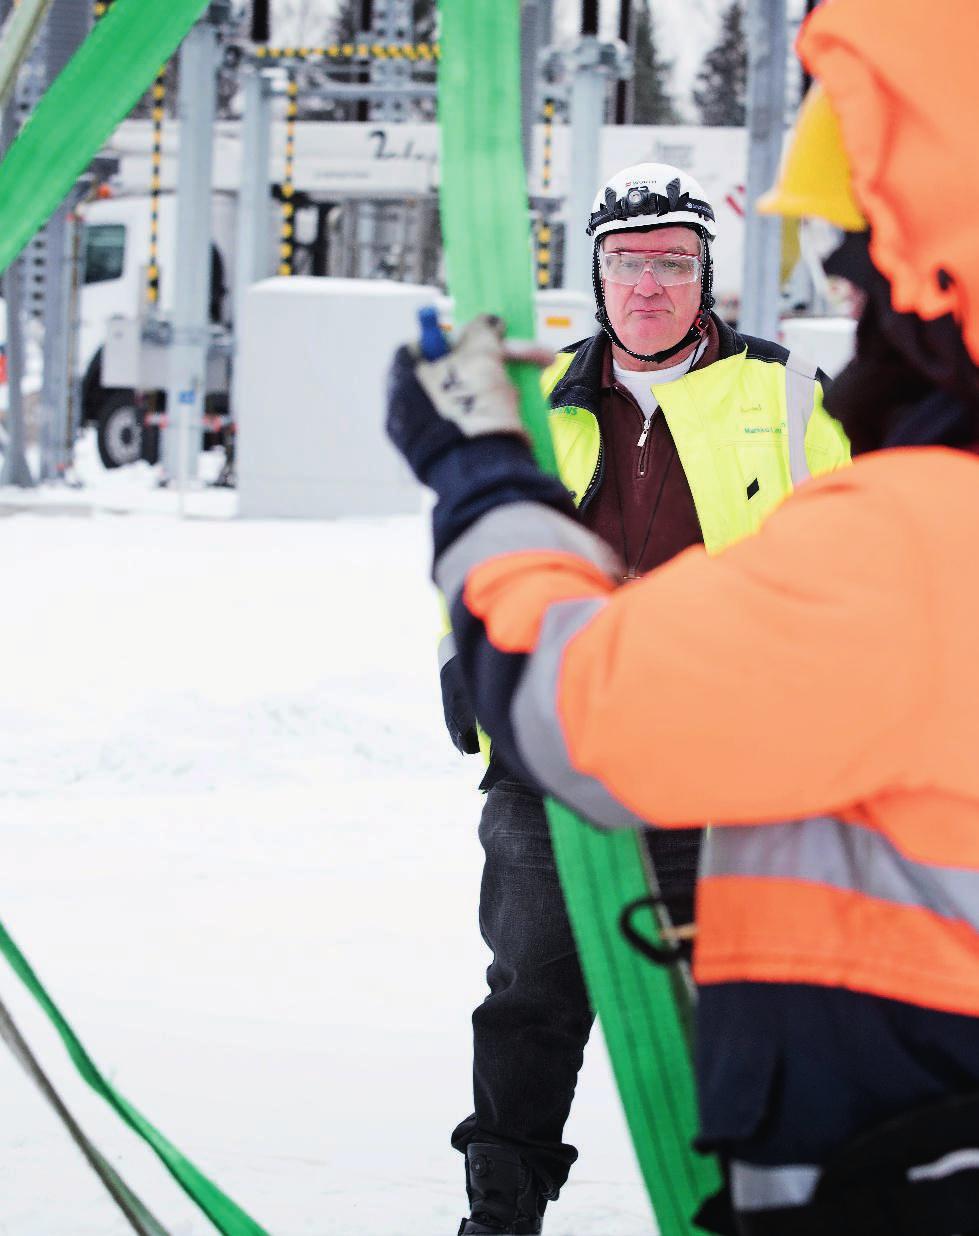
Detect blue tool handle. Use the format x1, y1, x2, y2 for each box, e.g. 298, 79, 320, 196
418, 306, 450, 360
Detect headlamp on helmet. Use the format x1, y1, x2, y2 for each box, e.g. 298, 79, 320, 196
587, 162, 717, 364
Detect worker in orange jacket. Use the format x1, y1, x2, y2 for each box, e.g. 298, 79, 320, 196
386, 0, 979, 1231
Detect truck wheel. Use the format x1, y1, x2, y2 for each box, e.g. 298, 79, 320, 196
96, 391, 144, 469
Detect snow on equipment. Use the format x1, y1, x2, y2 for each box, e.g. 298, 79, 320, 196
436, 4, 721, 1232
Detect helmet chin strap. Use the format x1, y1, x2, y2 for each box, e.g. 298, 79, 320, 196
592, 229, 715, 365
596, 304, 710, 364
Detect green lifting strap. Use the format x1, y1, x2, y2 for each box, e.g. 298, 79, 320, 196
436, 5, 722, 1232
0, 991, 172, 1236
0, 920, 271, 1235
0, 0, 210, 278
0, 15, 272, 1229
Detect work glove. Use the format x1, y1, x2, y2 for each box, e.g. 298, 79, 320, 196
440, 653, 480, 755
386, 313, 529, 484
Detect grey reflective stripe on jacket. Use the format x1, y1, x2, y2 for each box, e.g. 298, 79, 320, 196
438, 631, 457, 671
434, 502, 643, 822
703, 816, 979, 932
731, 1160, 821, 1211
908, 1148, 979, 1182
511, 597, 650, 829
784, 351, 819, 486
731, 1147, 979, 1213
434, 501, 623, 614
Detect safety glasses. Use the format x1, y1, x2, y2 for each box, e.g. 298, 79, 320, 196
598, 248, 702, 287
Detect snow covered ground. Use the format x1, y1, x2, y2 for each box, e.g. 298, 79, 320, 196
0, 434, 652, 1235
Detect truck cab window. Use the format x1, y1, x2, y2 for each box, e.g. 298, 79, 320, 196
83, 224, 126, 284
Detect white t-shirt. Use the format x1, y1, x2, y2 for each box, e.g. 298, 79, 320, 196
612, 337, 708, 422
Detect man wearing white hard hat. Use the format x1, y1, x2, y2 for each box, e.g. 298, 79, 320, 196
443, 162, 850, 1235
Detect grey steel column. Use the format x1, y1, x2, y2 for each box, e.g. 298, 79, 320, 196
565, 39, 612, 294
163, 19, 218, 484
0, 264, 32, 485
520, 1, 541, 172
739, 0, 788, 340
38, 0, 90, 481
38, 201, 71, 480
231, 67, 272, 417
538, 0, 554, 44
356, 201, 376, 279
0, 96, 33, 486
370, 0, 413, 122
233, 68, 272, 332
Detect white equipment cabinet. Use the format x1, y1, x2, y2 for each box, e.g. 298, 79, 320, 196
236, 279, 596, 520
780, 316, 857, 379
434, 289, 594, 353
237, 277, 431, 518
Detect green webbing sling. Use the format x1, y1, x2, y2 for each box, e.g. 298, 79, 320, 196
0, 991, 171, 1236
436, 6, 721, 1231
0, 6, 271, 1231
0, 919, 270, 1235
0, 0, 210, 278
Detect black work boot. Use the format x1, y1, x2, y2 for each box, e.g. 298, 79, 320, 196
457, 1142, 547, 1234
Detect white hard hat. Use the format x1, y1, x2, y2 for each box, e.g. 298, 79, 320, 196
587, 163, 717, 364
587, 162, 717, 242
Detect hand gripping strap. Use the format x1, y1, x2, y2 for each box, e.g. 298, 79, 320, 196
437, 5, 721, 1231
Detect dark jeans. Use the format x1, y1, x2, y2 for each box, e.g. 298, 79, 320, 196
452, 776, 701, 1196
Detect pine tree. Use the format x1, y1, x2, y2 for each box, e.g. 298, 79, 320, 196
631, 0, 679, 125
693, 0, 747, 127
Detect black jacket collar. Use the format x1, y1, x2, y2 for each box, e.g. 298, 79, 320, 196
548, 312, 745, 415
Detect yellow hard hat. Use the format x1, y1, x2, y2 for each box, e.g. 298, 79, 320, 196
757, 83, 867, 232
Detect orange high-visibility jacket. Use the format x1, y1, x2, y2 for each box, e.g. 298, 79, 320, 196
435, 447, 979, 1017
799, 0, 979, 364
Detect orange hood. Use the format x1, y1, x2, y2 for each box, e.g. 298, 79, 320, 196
799, 0, 979, 363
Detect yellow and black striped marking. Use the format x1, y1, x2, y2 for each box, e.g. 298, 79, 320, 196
537, 99, 556, 288
146, 67, 166, 307
255, 43, 440, 62
279, 73, 298, 276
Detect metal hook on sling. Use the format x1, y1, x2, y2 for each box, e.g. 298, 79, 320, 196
618, 894, 696, 968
